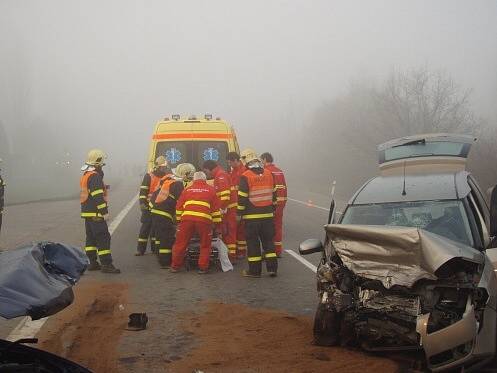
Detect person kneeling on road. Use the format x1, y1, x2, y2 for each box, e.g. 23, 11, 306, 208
149, 163, 194, 268
80, 149, 120, 274
238, 149, 277, 278
171, 171, 222, 274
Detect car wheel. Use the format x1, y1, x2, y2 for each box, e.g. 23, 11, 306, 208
313, 303, 341, 346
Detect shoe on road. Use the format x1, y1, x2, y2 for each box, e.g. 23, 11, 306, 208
134, 252, 144, 256
268, 271, 278, 277
197, 269, 209, 274
242, 270, 261, 278
170, 267, 181, 273
101, 264, 121, 274
87, 262, 101, 271
160, 264, 170, 269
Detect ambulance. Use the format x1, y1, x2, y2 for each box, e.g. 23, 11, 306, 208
147, 114, 240, 172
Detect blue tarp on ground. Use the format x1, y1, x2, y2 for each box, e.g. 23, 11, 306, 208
0, 242, 88, 320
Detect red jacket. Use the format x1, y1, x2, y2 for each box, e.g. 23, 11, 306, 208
175, 180, 222, 224
212, 165, 231, 210
228, 163, 245, 210
265, 163, 287, 207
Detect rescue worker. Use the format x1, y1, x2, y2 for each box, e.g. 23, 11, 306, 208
149, 163, 194, 268
261, 152, 287, 257
136, 156, 170, 256
0, 159, 5, 237
171, 171, 222, 274
202, 160, 231, 254
238, 149, 277, 278
80, 149, 120, 273
226, 152, 247, 261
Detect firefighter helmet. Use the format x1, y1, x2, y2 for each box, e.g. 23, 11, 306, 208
155, 155, 168, 167
174, 163, 196, 181
240, 148, 260, 165
85, 149, 107, 166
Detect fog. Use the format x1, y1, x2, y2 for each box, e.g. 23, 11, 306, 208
1, 0, 496, 202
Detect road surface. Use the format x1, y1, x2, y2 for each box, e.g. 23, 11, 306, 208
0, 181, 401, 372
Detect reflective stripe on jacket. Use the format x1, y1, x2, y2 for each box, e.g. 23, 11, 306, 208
175, 179, 222, 224
212, 165, 231, 210
80, 170, 108, 218
237, 167, 276, 220
265, 163, 287, 206
228, 163, 245, 210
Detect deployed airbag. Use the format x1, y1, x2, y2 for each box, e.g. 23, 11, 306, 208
0, 242, 88, 320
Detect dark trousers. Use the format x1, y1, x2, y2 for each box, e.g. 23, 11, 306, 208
84, 218, 113, 265
0, 213, 2, 237
245, 218, 277, 275
152, 214, 176, 267
137, 209, 156, 254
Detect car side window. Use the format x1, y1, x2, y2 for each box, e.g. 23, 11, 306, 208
467, 193, 489, 249
468, 176, 490, 227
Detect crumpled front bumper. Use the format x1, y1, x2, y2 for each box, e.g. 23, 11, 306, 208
416, 297, 477, 371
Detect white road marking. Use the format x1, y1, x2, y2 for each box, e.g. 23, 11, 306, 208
6, 194, 138, 342
108, 194, 138, 235
285, 249, 318, 273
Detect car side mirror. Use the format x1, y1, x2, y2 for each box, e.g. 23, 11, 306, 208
299, 239, 323, 255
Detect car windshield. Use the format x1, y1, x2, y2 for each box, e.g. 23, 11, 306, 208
341, 199, 474, 247
155, 141, 229, 170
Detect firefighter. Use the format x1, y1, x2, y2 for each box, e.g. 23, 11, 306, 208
261, 152, 287, 257
171, 171, 222, 274
238, 149, 277, 278
136, 156, 170, 256
149, 163, 194, 268
0, 159, 4, 237
80, 149, 120, 273
226, 152, 247, 261
202, 160, 231, 254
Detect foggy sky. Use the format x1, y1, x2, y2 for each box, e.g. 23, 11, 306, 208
1, 0, 496, 168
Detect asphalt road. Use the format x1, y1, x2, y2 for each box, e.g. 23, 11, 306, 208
0, 180, 333, 366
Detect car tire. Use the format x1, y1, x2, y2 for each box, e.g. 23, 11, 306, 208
313, 303, 341, 346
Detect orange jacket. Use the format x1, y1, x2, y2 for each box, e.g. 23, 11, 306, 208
265, 163, 287, 207
212, 165, 231, 210
176, 180, 222, 224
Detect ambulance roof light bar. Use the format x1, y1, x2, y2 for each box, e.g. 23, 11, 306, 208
172, 114, 180, 121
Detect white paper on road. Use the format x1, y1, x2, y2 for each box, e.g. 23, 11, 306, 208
217, 240, 233, 272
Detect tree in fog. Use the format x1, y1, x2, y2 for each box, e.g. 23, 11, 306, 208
305, 67, 490, 195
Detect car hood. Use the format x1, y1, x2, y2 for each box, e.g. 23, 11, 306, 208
0, 242, 88, 320
326, 224, 484, 289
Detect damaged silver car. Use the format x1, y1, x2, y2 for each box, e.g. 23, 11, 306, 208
300, 134, 497, 372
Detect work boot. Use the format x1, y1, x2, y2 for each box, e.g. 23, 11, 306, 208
242, 270, 261, 278
87, 261, 101, 271
160, 264, 170, 269
197, 268, 209, 275
268, 271, 278, 278
134, 252, 144, 256
101, 263, 121, 274
170, 267, 181, 273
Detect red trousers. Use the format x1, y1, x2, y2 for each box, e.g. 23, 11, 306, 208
274, 205, 285, 255
171, 220, 213, 270
224, 208, 238, 259
236, 220, 247, 258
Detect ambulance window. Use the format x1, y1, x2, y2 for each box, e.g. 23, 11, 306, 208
155, 142, 191, 167
195, 142, 228, 170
